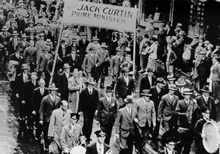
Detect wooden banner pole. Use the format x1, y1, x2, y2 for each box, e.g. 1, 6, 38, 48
49, 22, 64, 85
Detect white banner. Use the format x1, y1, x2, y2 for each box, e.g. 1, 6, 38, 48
63, 1, 138, 32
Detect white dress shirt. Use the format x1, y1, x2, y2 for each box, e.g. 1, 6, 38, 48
96, 142, 104, 154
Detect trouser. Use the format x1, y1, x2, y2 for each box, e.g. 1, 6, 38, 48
176, 130, 193, 154
119, 133, 134, 154
83, 111, 95, 141
43, 122, 50, 149
101, 121, 114, 144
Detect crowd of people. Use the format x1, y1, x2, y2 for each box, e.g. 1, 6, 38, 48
1, 0, 220, 154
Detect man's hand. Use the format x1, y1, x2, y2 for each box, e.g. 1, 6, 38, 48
134, 118, 139, 123
32, 111, 36, 115
157, 118, 161, 122
16, 94, 19, 98
39, 121, 43, 125
115, 134, 119, 139
22, 100, 25, 104
214, 99, 219, 104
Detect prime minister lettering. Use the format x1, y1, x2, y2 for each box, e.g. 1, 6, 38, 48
77, 4, 101, 13
71, 11, 92, 18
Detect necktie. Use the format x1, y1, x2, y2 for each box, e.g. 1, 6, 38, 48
98, 145, 102, 154
40, 88, 44, 95
63, 111, 65, 117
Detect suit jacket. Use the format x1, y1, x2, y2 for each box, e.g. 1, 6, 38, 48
86, 142, 110, 154
37, 53, 52, 72
78, 39, 89, 56
96, 49, 109, 66
115, 76, 135, 99
110, 55, 123, 75
158, 94, 179, 121
150, 86, 167, 115
15, 72, 31, 96
114, 106, 137, 138
32, 87, 48, 114
48, 108, 72, 148
82, 53, 98, 73
15, 18, 26, 33
60, 123, 83, 152
65, 54, 81, 71
21, 80, 38, 106
196, 95, 216, 120
134, 98, 156, 127
18, 41, 29, 52
80, 87, 99, 113
7, 37, 21, 55
58, 45, 68, 62
159, 148, 177, 154
139, 75, 156, 95
23, 46, 37, 66
198, 57, 211, 78
98, 96, 118, 126
58, 72, 70, 101
39, 94, 61, 122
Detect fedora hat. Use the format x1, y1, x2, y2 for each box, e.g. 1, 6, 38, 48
94, 129, 106, 137
199, 50, 207, 55
101, 42, 108, 48
201, 85, 211, 93
87, 43, 96, 51
21, 63, 29, 70
121, 67, 130, 73
31, 72, 38, 78
167, 75, 176, 81
2, 26, 8, 31
124, 95, 134, 103
21, 34, 28, 38
175, 78, 186, 86
80, 32, 87, 36
92, 36, 99, 41
85, 77, 96, 85
39, 33, 44, 36
156, 77, 165, 84
72, 37, 77, 42
63, 63, 71, 69
12, 31, 19, 36
141, 89, 152, 96
176, 23, 182, 27
46, 39, 52, 45
48, 83, 58, 91
183, 88, 193, 95
106, 86, 113, 93
169, 85, 177, 91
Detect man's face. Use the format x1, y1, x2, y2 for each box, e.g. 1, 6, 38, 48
169, 90, 175, 95
70, 116, 77, 125
203, 92, 209, 97
184, 94, 190, 100
144, 96, 150, 101
166, 142, 175, 151
124, 71, 129, 77
61, 103, 68, 111
50, 90, 56, 96
73, 69, 78, 76
148, 72, 153, 77
157, 83, 163, 89
97, 135, 105, 144
39, 80, 45, 88
106, 91, 112, 97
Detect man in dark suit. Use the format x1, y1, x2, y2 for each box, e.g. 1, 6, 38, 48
160, 130, 178, 154
58, 39, 68, 66
80, 77, 99, 144
134, 90, 156, 153
158, 85, 179, 132
175, 88, 201, 154
139, 68, 156, 96
15, 64, 31, 120
21, 72, 38, 128
39, 84, 61, 151
197, 52, 212, 90
114, 95, 137, 154
97, 86, 118, 144
78, 32, 89, 66
65, 46, 81, 72
196, 85, 216, 120
150, 77, 166, 139
86, 130, 110, 154
58, 63, 71, 101
32, 78, 48, 140
115, 67, 135, 108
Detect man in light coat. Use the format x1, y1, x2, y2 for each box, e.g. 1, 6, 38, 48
48, 100, 72, 154
60, 113, 83, 154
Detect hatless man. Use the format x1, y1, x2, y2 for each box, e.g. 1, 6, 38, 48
97, 86, 118, 144
48, 100, 72, 154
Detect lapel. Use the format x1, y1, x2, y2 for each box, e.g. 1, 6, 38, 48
47, 95, 54, 107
